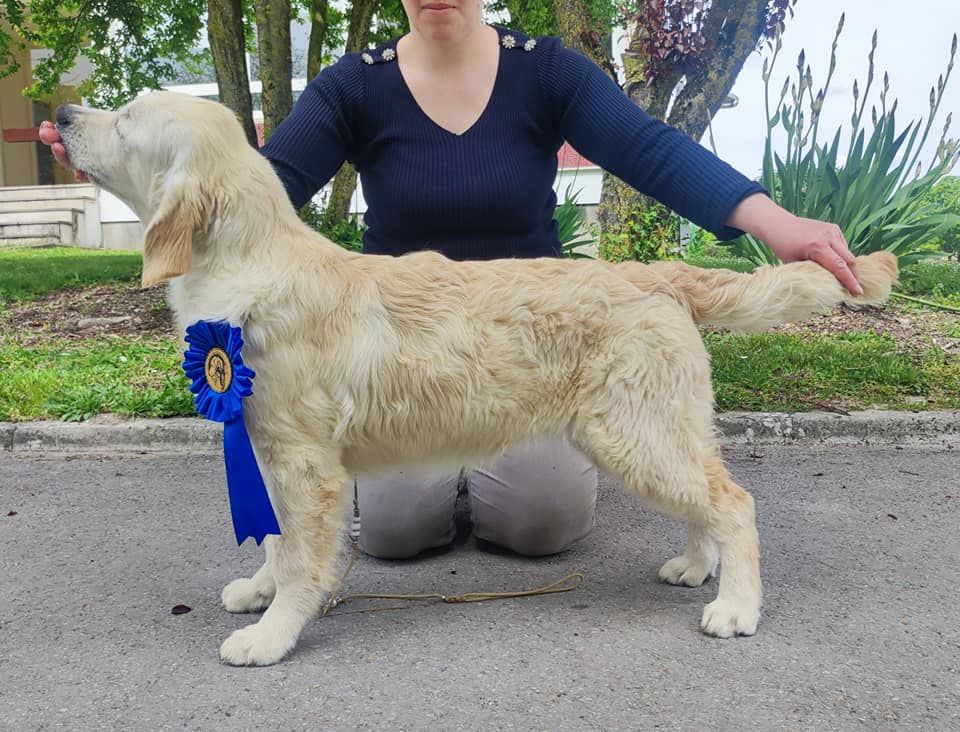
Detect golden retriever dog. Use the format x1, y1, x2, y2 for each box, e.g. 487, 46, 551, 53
55, 91, 898, 666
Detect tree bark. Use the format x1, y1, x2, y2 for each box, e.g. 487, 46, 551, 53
345, 0, 378, 52
254, 0, 293, 141
595, 17, 658, 257
306, 0, 330, 81
597, 2, 776, 260
324, 0, 378, 228
554, 0, 638, 257
667, 0, 766, 139
554, 0, 616, 77
208, 0, 258, 148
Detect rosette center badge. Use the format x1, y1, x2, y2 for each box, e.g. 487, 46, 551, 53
204, 347, 232, 393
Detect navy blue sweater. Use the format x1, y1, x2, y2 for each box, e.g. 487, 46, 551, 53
262, 26, 765, 260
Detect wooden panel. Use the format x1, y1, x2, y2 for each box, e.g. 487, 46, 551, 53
2, 128, 42, 143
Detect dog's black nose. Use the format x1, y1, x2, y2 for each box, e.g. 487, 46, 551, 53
55, 105, 73, 128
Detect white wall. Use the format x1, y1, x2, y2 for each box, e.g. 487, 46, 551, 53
100, 190, 140, 222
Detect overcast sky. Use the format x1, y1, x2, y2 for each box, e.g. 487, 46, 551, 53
709, 0, 960, 178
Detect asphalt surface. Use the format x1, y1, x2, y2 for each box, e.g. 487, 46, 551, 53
2, 443, 958, 731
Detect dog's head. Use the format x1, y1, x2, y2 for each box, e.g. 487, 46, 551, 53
56, 91, 251, 287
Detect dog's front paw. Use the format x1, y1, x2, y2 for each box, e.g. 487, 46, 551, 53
220, 622, 296, 666
222, 577, 275, 613
700, 598, 760, 638
658, 555, 717, 587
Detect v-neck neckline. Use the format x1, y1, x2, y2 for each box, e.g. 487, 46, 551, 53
392, 25, 505, 138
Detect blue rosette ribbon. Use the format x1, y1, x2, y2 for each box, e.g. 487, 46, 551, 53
182, 320, 281, 546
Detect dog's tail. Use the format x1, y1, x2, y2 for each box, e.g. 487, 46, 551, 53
617, 251, 899, 332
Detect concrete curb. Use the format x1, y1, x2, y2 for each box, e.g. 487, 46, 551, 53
2, 417, 221, 453
715, 410, 960, 448
1, 410, 958, 453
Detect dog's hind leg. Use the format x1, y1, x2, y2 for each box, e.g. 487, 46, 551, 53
221, 536, 278, 613
219, 450, 350, 666
579, 415, 762, 637
696, 456, 762, 638
573, 324, 761, 637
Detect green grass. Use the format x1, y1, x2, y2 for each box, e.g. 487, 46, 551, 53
0, 246, 956, 421
0, 246, 142, 302
0, 329, 955, 422
0, 335, 192, 422
706, 330, 959, 411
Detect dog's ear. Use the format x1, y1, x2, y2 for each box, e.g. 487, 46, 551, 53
141, 180, 211, 288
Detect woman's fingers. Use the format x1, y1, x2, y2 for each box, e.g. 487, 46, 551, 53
806, 241, 863, 296
39, 120, 87, 180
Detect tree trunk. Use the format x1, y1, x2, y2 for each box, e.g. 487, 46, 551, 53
595, 17, 658, 259
667, 0, 766, 139
554, 0, 637, 258
208, 0, 258, 148
254, 0, 293, 141
554, 0, 616, 75
597, 2, 775, 261
306, 0, 330, 81
324, 0, 378, 228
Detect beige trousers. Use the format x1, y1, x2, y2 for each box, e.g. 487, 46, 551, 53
356, 437, 598, 558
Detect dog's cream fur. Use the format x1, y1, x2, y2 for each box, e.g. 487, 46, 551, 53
56, 91, 898, 666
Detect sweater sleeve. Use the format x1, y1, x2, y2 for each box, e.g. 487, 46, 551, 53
538, 38, 766, 240
260, 53, 364, 210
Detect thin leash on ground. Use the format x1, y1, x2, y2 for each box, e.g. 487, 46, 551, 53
320, 482, 585, 617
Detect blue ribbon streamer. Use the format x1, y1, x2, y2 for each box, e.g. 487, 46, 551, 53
223, 418, 281, 545
183, 320, 281, 546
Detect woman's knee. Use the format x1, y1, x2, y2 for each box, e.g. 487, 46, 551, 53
356, 470, 459, 559
468, 438, 598, 556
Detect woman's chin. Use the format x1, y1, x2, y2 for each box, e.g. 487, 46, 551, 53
414, 15, 470, 43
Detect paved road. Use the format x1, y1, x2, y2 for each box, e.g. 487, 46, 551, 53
2, 444, 958, 731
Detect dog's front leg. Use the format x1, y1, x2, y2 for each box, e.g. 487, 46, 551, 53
221, 537, 278, 613
219, 451, 350, 666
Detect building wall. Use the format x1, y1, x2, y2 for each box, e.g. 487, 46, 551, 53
0, 43, 37, 187
0, 34, 78, 187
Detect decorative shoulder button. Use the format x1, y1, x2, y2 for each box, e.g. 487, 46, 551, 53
382, 47, 396, 62
361, 52, 374, 65
500, 33, 536, 52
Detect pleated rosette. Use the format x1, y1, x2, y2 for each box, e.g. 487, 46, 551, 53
183, 320, 281, 545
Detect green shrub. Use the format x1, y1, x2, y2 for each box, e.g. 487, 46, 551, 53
899, 259, 960, 296
917, 176, 960, 254
683, 226, 717, 259
554, 186, 597, 259
724, 18, 960, 266
599, 200, 679, 263
298, 201, 363, 251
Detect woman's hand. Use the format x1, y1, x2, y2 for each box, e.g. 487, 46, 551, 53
37, 120, 88, 182
727, 193, 862, 296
